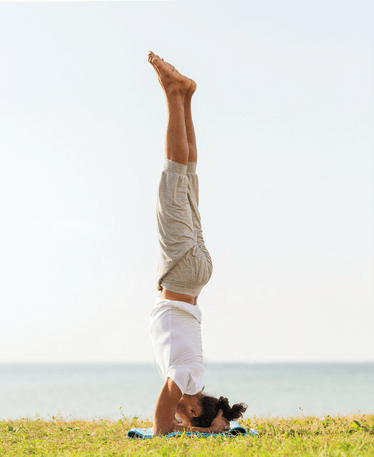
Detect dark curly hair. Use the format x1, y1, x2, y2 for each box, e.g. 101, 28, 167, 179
190, 395, 247, 428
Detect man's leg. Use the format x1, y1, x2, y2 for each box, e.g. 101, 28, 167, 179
148, 51, 191, 165
149, 51, 198, 299
184, 81, 213, 300
184, 81, 198, 164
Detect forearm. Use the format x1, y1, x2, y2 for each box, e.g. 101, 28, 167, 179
153, 399, 176, 436
153, 407, 175, 436
172, 423, 226, 434
152, 378, 182, 436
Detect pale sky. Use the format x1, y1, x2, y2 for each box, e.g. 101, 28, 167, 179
0, 0, 373, 363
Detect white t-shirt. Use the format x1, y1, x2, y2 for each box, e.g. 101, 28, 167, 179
149, 298, 204, 396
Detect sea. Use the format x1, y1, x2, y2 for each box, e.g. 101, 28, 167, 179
0, 363, 372, 421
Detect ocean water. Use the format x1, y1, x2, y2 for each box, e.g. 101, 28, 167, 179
0, 363, 372, 421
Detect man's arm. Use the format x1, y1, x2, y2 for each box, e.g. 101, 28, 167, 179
153, 377, 183, 435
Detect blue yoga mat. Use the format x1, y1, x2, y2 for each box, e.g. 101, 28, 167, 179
127, 420, 259, 439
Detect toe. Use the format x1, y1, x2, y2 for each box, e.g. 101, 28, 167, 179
148, 51, 162, 65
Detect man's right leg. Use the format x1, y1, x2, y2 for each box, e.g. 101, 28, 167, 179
148, 51, 191, 165
149, 52, 213, 295
149, 51, 199, 302
184, 80, 213, 292
184, 81, 198, 164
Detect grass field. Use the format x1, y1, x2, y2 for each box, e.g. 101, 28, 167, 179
1, 414, 373, 456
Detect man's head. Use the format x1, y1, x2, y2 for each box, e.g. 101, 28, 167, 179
174, 392, 203, 426
190, 395, 248, 428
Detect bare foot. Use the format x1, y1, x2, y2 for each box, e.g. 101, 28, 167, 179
148, 51, 191, 96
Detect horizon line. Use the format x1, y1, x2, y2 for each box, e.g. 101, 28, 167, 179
1, 360, 373, 364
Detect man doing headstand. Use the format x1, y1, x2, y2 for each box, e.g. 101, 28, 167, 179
148, 51, 247, 436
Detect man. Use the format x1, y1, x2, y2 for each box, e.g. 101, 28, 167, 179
148, 51, 247, 435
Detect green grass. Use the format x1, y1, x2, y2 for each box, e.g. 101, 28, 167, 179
1, 414, 373, 456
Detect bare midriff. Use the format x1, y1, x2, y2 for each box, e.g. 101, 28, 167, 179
159, 288, 198, 305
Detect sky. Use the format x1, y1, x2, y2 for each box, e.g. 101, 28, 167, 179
0, 0, 373, 363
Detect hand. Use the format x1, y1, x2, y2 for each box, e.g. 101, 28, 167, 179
211, 409, 230, 432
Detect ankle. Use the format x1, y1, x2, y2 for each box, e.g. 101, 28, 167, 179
165, 84, 188, 99
184, 94, 192, 107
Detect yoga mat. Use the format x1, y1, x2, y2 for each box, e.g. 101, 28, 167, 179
127, 420, 259, 439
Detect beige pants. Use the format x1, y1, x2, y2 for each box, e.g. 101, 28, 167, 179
156, 159, 213, 296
